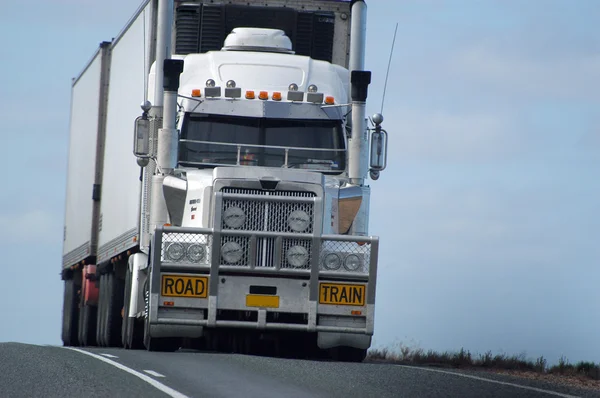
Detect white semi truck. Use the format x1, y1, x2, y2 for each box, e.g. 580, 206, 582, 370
61, 0, 388, 362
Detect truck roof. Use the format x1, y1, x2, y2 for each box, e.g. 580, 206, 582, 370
148, 50, 350, 106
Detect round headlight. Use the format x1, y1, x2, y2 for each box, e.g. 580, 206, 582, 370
323, 253, 341, 270
343, 254, 362, 271
187, 244, 206, 262
288, 210, 310, 232
286, 245, 309, 268
221, 241, 243, 264
223, 206, 245, 229
166, 242, 185, 262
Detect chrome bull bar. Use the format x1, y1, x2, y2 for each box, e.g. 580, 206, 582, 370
147, 226, 379, 335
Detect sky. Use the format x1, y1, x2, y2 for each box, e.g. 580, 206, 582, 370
0, 0, 598, 366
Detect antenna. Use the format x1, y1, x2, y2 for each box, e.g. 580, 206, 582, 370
143, 8, 148, 103
380, 23, 398, 114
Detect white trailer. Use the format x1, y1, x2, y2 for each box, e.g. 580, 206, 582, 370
61, 0, 388, 361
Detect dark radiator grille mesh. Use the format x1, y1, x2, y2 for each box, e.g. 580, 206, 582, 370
175, 4, 336, 62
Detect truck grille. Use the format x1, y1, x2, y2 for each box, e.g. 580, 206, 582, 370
220, 188, 316, 269
221, 188, 315, 233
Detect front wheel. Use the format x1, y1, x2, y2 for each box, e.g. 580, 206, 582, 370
330, 346, 367, 363
142, 280, 180, 352
143, 316, 181, 352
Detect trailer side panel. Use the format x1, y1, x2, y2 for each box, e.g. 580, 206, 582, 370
98, 3, 154, 263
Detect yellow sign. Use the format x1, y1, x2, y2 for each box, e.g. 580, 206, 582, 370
246, 294, 280, 308
161, 275, 208, 298
319, 283, 365, 306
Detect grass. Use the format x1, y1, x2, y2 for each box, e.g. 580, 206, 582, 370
367, 344, 600, 382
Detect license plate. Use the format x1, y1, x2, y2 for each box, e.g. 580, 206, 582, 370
246, 294, 280, 308
161, 275, 209, 298
319, 283, 365, 306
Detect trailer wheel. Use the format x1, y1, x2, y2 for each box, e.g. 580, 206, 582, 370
61, 278, 80, 347
78, 304, 97, 346
96, 273, 106, 347
122, 265, 143, 349
121, 266, 131, 348
104, 272, 124, 347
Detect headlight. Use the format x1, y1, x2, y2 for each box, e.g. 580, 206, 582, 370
343, 254, 362, 271
166, 242, 185, 261
286, 245, 309, 268
221, 241, 243, 264
323, 253, 341, 270
288, 210, 310, 232
223, 206, 245, 229
187, 244, 206, 262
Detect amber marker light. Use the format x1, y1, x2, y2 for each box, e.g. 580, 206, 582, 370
258, 91, 269, 100
245, 90, 255, 99
191, 89, 201, 97
325, 96, 335, 105
272, 92, 282, 101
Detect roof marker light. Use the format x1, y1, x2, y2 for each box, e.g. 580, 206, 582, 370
259, 91, 269, 100
246, 90, 255, 99
325, 96, 335, 105
272, 92, 282, 101
191, 89, 202, 97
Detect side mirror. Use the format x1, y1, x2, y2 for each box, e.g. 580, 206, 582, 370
369, 113, 388, 175
133, 116, 150, 159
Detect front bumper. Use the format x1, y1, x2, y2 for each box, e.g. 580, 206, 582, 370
147, 226, 379, 340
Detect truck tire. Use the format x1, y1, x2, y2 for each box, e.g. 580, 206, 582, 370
122, 265, 144, 349
78, 303, 97, 346
330, 346, 367, 363
61, 278, 79, 347
96, 273, 107, 347
81, 304, 98, 346
142, 279, 180, 352
143, 315, 181, 352
104, 272, 125, 347
121, 266, 131, 348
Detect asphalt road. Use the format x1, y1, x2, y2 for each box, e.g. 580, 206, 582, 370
0, 343, 598, 398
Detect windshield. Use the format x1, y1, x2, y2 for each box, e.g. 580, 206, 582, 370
178, 114, 346, 173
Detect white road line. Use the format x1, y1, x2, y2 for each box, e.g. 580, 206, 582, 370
396, 365, 579, 398
99, 353, 119, 358
144, 370, 166, 378
63, 347, 188, 398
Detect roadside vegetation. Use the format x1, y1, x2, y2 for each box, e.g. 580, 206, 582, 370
367, 344, 600, 387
